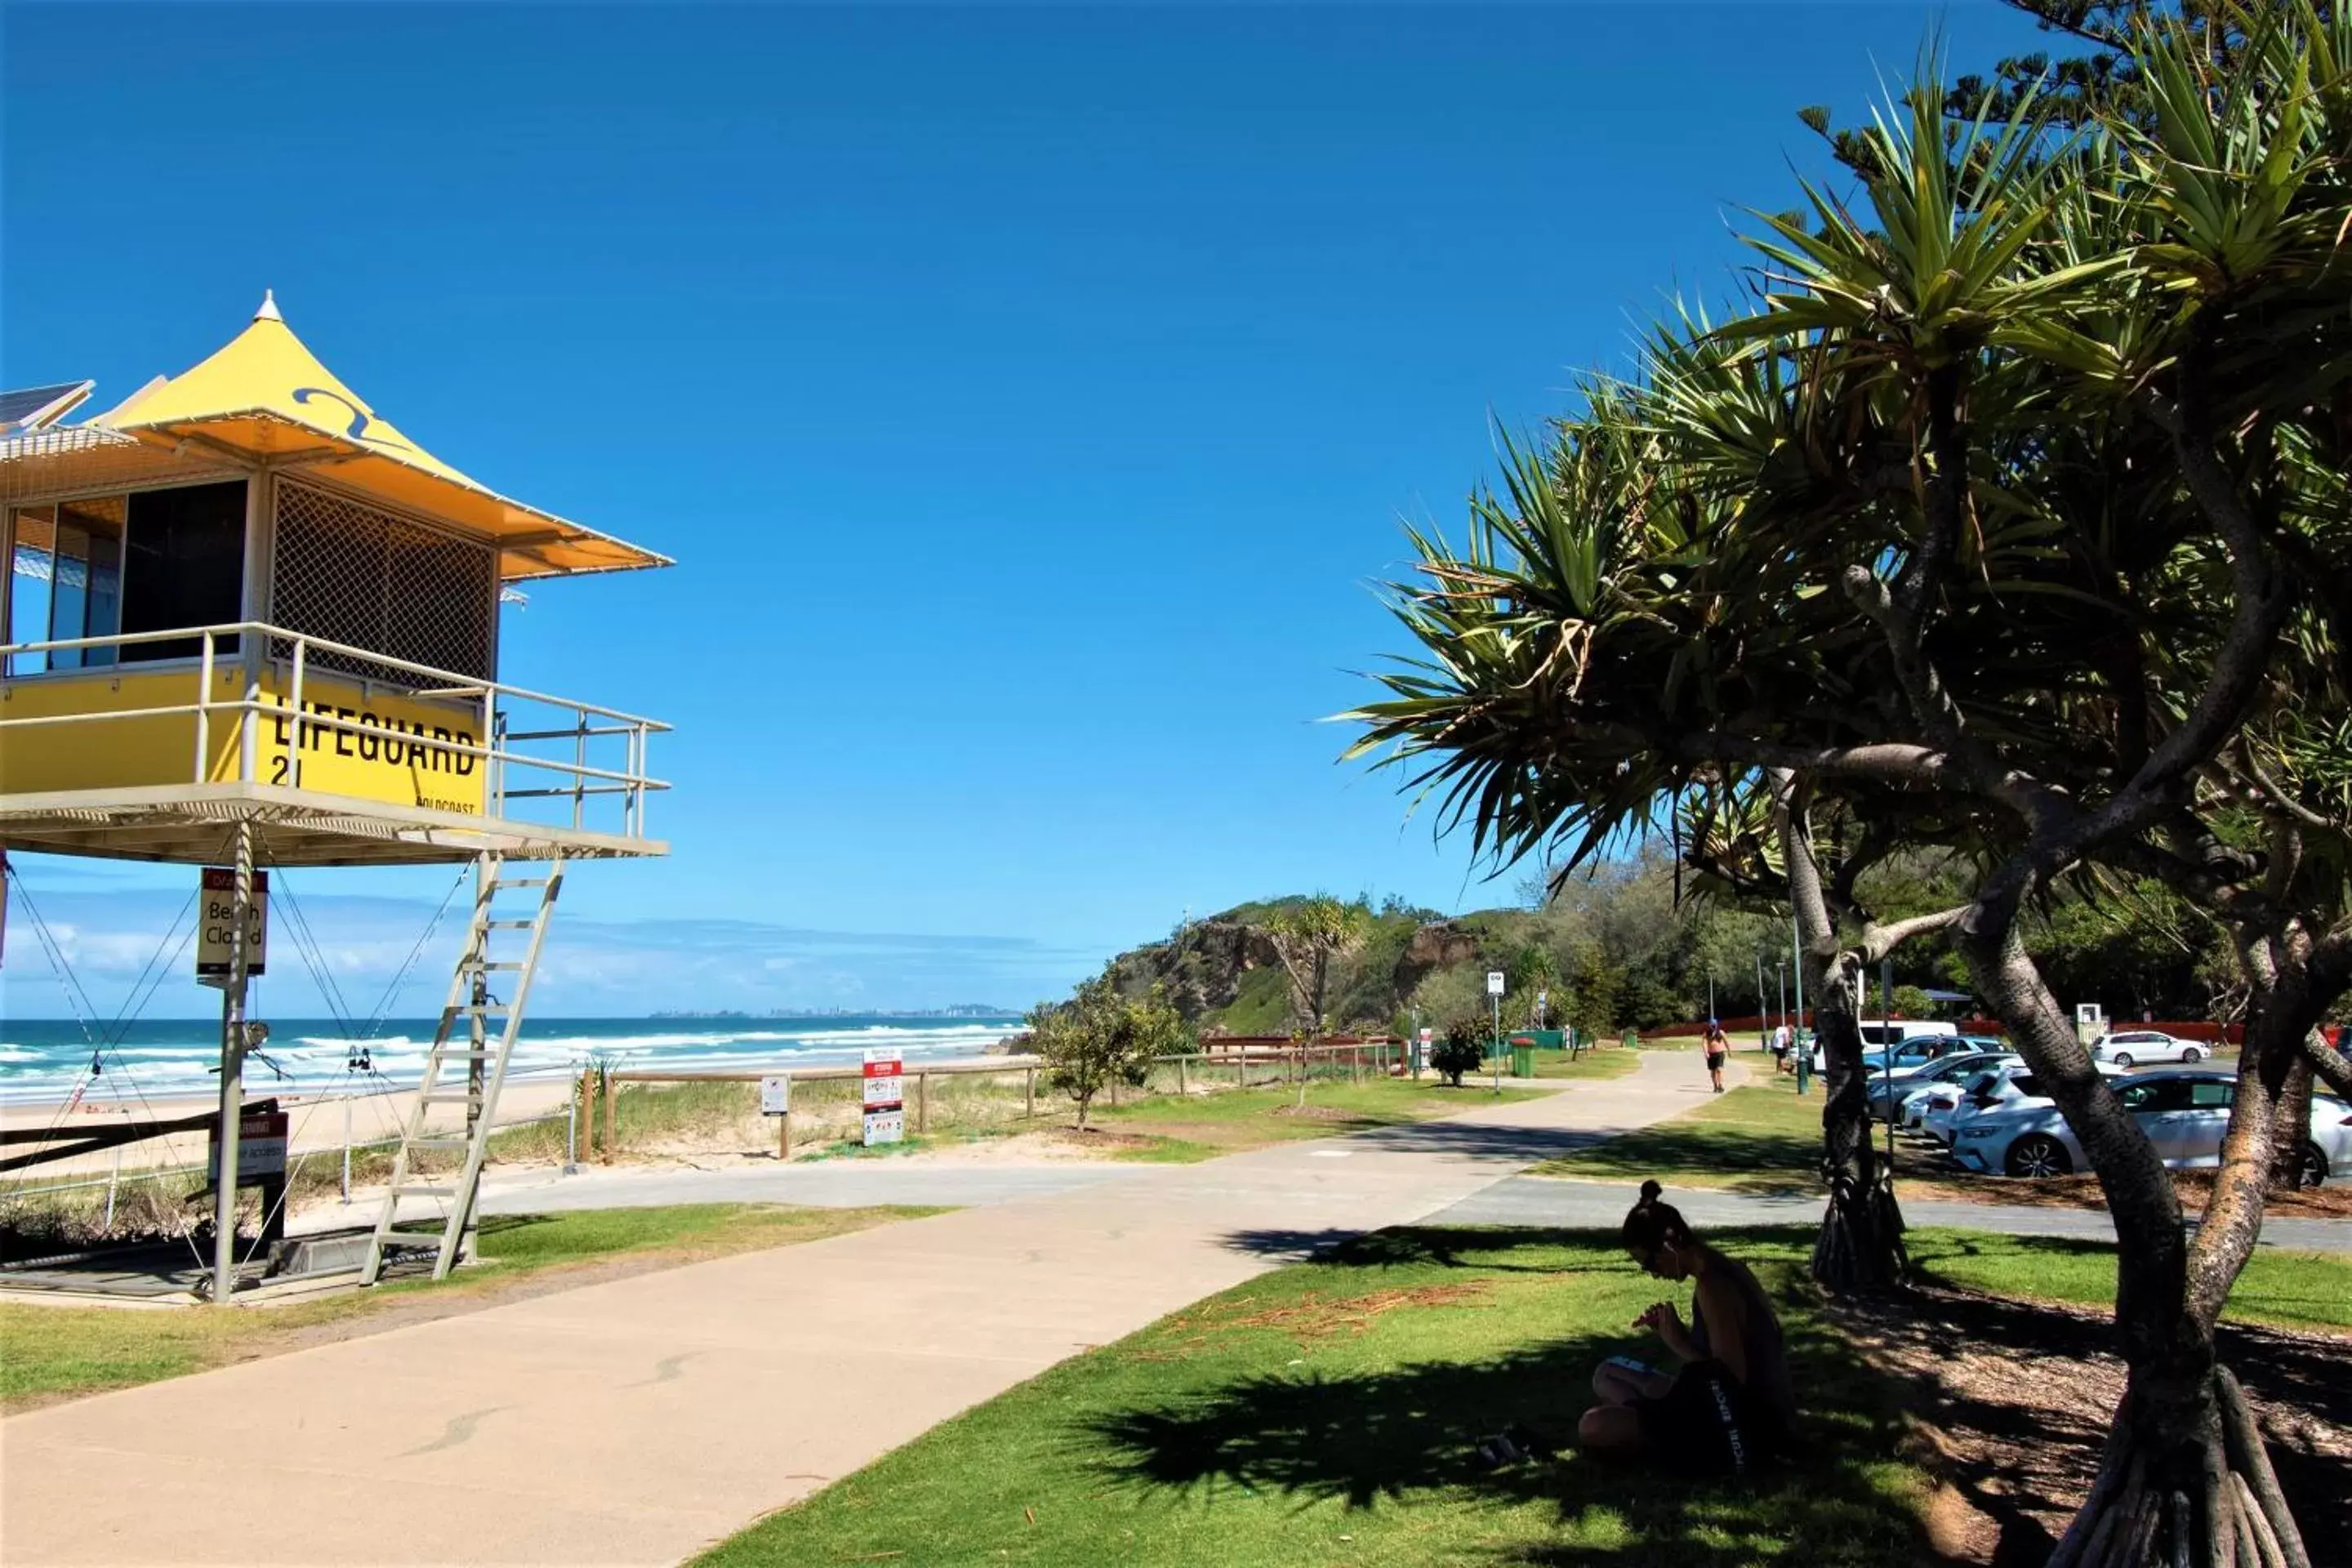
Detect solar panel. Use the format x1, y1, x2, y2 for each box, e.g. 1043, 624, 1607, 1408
0, 380, 95, 434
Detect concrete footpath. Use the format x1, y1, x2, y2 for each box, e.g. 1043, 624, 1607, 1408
0, 1054, 1728, 1568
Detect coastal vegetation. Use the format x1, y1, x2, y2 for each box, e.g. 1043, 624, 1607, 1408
1345, 3, 2352, 1555
1027, 973, 1186, 1130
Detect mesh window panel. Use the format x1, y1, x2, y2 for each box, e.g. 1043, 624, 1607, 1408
272, 480, 494, 683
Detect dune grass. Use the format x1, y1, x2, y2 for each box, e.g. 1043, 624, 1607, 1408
695, 1226, 1928, 1568
0, 1203, 935, 1413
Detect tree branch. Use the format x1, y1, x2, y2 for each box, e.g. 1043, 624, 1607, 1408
1862, 904, 1971, 963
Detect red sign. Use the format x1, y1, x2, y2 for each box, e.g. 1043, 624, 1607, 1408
207, 1111, 290, 1182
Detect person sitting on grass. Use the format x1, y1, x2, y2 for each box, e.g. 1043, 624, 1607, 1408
1574, 1180, 1797, 1478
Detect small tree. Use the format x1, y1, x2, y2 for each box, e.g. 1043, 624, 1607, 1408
1028, 973, 1185, 1131
1430, 1016, 1488, 1087
1265, 896, 1374, 1041
1508, 942, 1559, 1027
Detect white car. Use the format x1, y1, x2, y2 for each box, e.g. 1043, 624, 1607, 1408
2087, 1029, 2212, 1069
1953, 1071, 2352, 1183
1873, 1051, 2015, 1125
1923, 1062, 2045, 1145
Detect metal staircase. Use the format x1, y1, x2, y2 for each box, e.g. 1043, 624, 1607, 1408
362, 852, 564, 1284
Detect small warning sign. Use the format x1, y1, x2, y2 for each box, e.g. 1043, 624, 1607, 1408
196, 868, 269, 982
207, 1111, 289, 1183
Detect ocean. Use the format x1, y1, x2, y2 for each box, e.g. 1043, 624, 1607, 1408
0, 1014, 1028, 1107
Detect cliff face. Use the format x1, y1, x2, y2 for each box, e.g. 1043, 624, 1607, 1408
1394, 923, 1479, 996
1106, 920, 1284, 1021
1108, 913, 1486, 1033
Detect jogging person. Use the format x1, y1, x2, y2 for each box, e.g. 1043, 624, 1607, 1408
1703, 1020, 1728, 1093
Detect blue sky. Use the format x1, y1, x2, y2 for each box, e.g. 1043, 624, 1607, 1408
2, 2, 2050, 1018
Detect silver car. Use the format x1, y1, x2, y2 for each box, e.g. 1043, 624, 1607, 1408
1951, 1070, 2352, 1183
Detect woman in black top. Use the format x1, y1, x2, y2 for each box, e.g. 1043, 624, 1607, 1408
1576, 1181, 1796, 1477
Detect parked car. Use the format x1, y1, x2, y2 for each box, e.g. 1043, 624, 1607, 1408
2087, 1029, 2212, 1068
1953, 1071, 2352, 1182
1868, 1050, 2014, 1124
1810, 1019, 1959, 1073
1924, 1062, 2045, 1145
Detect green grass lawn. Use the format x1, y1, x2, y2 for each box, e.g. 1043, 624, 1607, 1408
0, 1203, 935, 1412
697, 1227, 1929, 1568
1904, 1229, 2351, 1334
1086, 1077, 1546, 1164
1532, 1075, 1821, 1194
697, 1223, 2351, 1568
1523, 1049, 1644, 1083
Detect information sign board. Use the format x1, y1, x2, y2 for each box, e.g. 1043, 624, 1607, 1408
760, 1076, 791, 1116
862, 1047, 905, 1146
207, 1111, 289, 1183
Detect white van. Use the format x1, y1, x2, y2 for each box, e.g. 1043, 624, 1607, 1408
1811, 1019, 1958, 1073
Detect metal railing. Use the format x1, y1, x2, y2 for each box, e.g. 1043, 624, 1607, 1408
0, 621, 670, 841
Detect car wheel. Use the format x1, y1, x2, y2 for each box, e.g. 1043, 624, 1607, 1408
2295, 1142, 2327, 1189
2111, 1053, 2134, 1069
2007, 1134, 2074, 1178
2180, 1044, 2205, 1063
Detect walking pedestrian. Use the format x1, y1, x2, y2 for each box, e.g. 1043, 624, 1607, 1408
1704, 1020, 1728, 1094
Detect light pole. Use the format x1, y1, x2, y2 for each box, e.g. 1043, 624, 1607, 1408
1754, 952, 1768, 1050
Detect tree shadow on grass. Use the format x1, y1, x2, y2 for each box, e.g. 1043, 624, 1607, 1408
1086, 1228, 1923, 1566
1218, 1223, 1825, 1274
1864, 1241, 2352, 1556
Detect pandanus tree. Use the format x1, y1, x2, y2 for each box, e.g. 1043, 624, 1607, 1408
1352, 7, 2350, 1559
1675, 777, 1973, 1289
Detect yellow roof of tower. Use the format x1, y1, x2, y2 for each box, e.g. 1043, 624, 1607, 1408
97, 294, 669, 581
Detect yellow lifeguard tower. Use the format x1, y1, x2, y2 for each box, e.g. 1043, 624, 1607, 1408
1, 295, 671, 1297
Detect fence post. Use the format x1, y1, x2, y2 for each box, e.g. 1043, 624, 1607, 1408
1177, 1056, 1187, 1097
918, 1071, 929, 1134
104, 1142, 122, 1232
1109, 1075, 1118, 1109
1025, 1065, 1036, 1119
601, 1072, 617, 1165
779, 1103, 791, 1160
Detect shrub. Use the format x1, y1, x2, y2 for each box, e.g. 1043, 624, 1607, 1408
1431, 1016, 1490, 1086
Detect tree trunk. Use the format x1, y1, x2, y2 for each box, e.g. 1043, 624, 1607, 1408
1808, 949, 1907, 1291
2270, 1056, 2314, 1189
1967, 921, 2315, 1568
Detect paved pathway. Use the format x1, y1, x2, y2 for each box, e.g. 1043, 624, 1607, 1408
1430, 1175, 2352, 1252
0, 1054, 1734, 1567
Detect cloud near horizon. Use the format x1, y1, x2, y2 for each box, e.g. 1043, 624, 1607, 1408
0, 883, 1101, 1020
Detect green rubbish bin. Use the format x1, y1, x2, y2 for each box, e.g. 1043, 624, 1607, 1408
1509, 1040, 1537, 1078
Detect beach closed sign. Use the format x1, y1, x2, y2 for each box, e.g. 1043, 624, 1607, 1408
862, 1047, 904, 1147
196, 868, 269, 982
